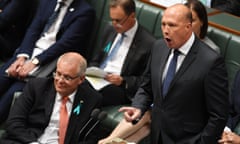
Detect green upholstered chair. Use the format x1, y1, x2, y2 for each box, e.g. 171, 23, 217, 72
207, 27, 231, 56
85, 0, 107, 60
224, 35, 240, 88
138, 3, 162, 34
234, 121, 240, 135
0, 92, 22, 138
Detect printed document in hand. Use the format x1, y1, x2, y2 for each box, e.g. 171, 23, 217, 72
86, 67, 110, 90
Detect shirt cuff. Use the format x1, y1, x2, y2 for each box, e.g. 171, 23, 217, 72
29, 142, 40, 144
17, 53, 29, 59
224, 126, 232, 132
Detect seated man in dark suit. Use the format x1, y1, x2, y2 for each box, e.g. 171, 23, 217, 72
89, 0, 155, 106
0, 0, 95, 124
0, 0, 37, 61
0, 52, 102, 144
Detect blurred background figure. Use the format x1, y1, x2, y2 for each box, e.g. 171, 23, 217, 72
200, 0, 240, 17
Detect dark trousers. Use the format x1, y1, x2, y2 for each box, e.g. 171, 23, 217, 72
0, 56, 26, 124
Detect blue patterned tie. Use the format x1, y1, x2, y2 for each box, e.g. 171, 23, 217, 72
100, 33, 125, 69
42, 1, 65, 34
162, 50, 180, 97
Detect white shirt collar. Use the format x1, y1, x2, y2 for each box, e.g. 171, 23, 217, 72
177, 32, 195, 56
56, 90, 77, 103
123, 20, 138, 38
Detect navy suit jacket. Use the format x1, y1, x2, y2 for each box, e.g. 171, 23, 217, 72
132, 37, 229, 144
0, 78, 102, 144
17, 0, 95, 65
0, 0, 36, 59
90, 24, 156, 99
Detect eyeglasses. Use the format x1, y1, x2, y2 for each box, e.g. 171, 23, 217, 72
111, 15, 130, 27
53, 72, 80, 82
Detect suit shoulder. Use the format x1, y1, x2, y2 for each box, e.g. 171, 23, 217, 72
137, 25, 156, 41
28, 77, 52, 83
78, 81, 102, 100
78, 0, 95, 12
196, 38, 220, 59
27, 78, 53, 89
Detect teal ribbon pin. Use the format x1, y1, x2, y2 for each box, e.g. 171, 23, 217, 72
73, 100, 84, 115
103, 42, 112, 53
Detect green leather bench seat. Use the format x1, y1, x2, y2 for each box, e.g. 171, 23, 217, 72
224, 35, 240, 87
208, 12, 240, 35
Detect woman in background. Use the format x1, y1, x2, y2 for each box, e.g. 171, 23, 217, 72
186, 0, 220, 54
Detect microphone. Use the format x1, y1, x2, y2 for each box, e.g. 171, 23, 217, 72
82, 111, 108, 144
78, 108, 100, 140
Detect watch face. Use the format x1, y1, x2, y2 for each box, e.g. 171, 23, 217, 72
32, 58, 39, 65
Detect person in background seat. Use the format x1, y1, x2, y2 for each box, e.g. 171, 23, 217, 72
89, 0, 155, 106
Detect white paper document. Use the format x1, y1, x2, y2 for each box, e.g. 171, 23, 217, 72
86, 76, 110, 90
86, 67, 110, 90
86, 66, 107, 78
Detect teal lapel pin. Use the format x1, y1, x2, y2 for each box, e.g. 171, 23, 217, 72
73, 100, 84, 115
103, 42, 112, 53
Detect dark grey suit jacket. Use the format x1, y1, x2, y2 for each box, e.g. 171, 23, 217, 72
90, 24, 156, 100
132, 37, 229, 144
0, 78, 102, 144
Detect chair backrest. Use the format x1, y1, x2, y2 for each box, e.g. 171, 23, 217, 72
85, 0, 107, 61
224, 35, 240, 88
207, 27, 231, 56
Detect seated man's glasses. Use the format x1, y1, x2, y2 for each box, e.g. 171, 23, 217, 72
111, 15, 130, 27
53, 72, 80, 82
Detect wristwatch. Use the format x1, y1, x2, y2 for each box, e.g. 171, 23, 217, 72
31, 58, 39, 65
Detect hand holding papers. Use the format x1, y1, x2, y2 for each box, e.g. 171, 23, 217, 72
86, 67, 110, 90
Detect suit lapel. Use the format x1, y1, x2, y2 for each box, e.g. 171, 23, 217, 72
65, 89, 82, 143
121, 37, 137, 73
158, 44, 171, 100
44, 84, 56, 119
65, 87, 90, 144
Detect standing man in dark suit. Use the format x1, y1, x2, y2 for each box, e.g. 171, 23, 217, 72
120, 4, 229, 144
0, 0, 37, 62
0, 52, 102, 144
89, 0, 155, 106
0, 0, 95, 124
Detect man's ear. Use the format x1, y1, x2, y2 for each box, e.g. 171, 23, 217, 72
78, 75, 85, 85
